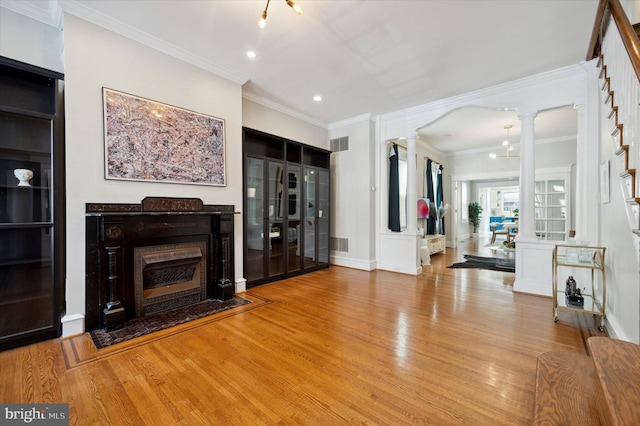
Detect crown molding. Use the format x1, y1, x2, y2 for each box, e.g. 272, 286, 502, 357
58, 0, 248, 85
328, 113, 373, 130
381, 64, 586, 127
242, 92, 327, 129
1, 0, 62, 28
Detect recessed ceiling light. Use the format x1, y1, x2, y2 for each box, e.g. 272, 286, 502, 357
247, 51, 257, 59
313, 95, 322, 102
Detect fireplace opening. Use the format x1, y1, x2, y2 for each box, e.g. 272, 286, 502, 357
134, 242, 207, 317
85, 198, 237, 332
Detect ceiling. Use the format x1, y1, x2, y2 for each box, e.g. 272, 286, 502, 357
3, 0, 600, 153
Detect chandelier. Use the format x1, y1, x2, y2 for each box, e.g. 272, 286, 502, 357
259, 0, 303, 28
490, 125, 519, 159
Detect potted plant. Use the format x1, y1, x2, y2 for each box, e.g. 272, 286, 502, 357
469, 202, 483, 235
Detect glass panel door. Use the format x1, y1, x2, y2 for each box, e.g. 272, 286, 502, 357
245, 156, 265, 283
0, 112, 54, 338
286, 164, 301, 273
303, 167, 317, 269
268, 160, 284, 278
317, 168, 329, 265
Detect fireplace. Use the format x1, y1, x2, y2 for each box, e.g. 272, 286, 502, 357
85, 197, 237, 332
134, 241, 207, 316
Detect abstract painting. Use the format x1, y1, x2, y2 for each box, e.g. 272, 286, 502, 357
103, 88, 226, 186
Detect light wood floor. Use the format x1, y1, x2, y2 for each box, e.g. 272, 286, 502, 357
0, 236, 607, 425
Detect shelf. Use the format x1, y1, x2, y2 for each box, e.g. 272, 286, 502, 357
554, 292, 602, 314
0, 147, 50, 158
0, 222, 53, 228
0, 185, 48, 190
0, 105, 55, 120
0, 257, 52, 267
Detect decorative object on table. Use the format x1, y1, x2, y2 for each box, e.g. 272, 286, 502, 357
13, 168, 33, 187
417, 197, 429, 219
468, 201, 482, 234
503, 240, 516, 250
565, 276, 584, 307
103, 88, 226, 186
429, 201, 450, 235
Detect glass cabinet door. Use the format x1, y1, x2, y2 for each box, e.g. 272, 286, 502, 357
317, 168, 330, 266
0, 113, 54, 338
268, 160, 284, 279
245, 156, 265, 283
286, 164, 301, 273
0, 58, 63, 350
303, 167, 317, 269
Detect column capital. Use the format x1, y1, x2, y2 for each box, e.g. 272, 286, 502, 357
517, 110, 538, 121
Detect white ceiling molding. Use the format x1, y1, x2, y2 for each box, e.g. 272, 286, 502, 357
1, 0, 63, 28
242, 92, 327, 129
58, 0, 248, 85
444, 134, 577, 159
379, 64, 587, 140
328, 113, 373, 130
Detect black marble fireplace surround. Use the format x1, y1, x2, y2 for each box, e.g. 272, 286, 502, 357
85, 197, 237, 332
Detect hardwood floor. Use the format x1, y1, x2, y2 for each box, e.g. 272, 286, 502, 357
0, 236, 607, 425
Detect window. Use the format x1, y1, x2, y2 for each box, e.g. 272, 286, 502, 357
535, 174, 569, 241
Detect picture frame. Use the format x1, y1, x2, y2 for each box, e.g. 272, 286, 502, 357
103, 88, 226, 186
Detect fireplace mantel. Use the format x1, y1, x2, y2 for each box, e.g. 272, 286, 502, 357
85, 198, 238, 331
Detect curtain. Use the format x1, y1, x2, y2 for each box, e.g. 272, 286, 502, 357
426, 160, 435, 234
437, 164, 444, 235
388, 144, 401, 232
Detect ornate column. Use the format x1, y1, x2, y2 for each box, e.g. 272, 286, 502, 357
517, 111, 538, 241
102, 222, 125, 331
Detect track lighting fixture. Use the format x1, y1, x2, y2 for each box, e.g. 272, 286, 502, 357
259, 0, 303, 28
490, 125, 519, 159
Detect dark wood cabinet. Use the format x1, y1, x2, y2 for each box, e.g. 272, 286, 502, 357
0, 57, 65, 351
243, 128, 330, 288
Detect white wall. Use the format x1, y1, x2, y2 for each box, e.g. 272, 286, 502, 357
598, 91, 639, 343
328, 116, 376, 270
621, 0, 640, 22
0, 7, 63, 72
62, 14, 244, 336
243, 98, 328, 150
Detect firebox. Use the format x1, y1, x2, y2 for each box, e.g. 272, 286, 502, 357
85, 197, 237, 332
134, 241, 207, 317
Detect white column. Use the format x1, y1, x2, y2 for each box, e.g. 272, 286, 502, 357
406, 134, 418, 233
517, 111, 538, 241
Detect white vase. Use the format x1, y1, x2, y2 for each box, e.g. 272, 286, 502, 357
14, 168, 33, 187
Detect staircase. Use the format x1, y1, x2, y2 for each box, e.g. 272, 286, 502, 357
532, 3, 640, 423
593, 2, 640, 235
533, 337, 640, 425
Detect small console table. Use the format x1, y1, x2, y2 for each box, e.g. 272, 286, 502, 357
422, 235, 446, 255
420, 235, 446, 266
